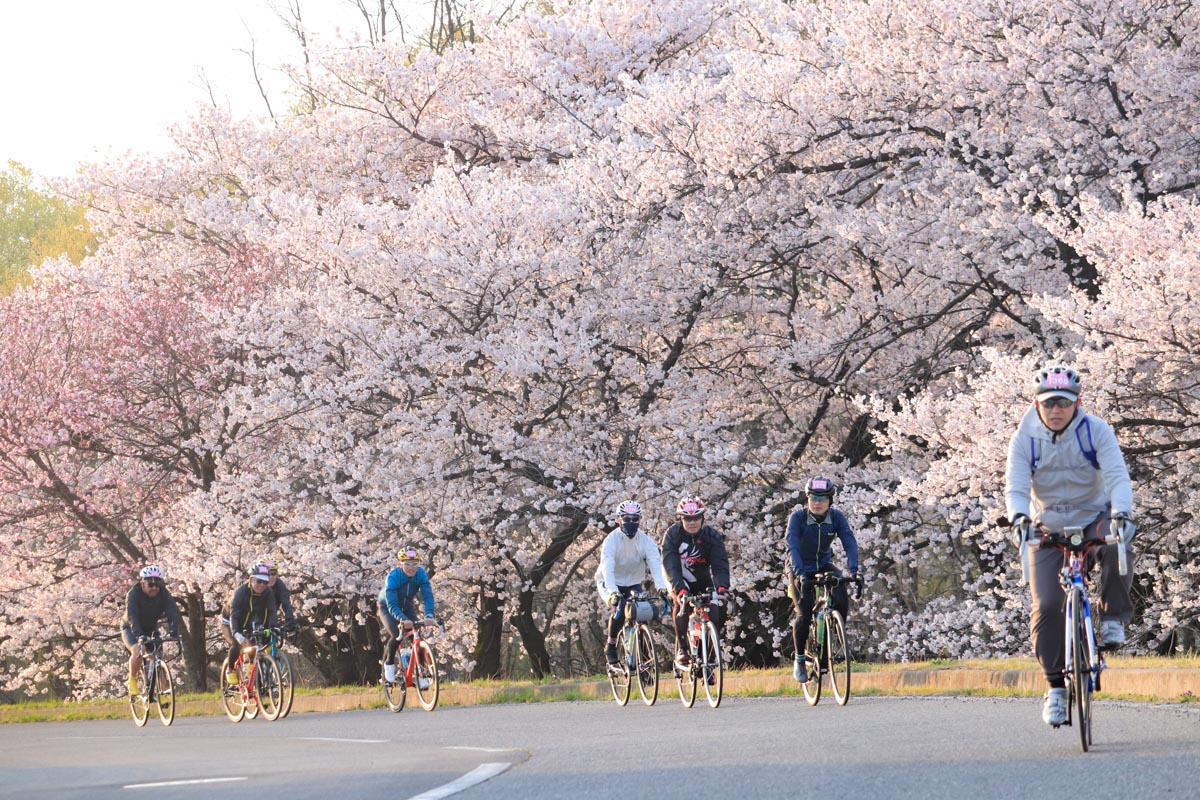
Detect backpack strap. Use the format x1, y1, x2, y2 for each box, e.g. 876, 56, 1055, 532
1029, 437, 1040, 476
1075, 414, 1100, 470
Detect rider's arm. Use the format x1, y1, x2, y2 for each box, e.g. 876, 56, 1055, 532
834, 511, 860, 575
384, 569, 408, 621
418, 569, 435, 618
661, 527, 684, 593
229, 586, 247, 633
125, 586, 145, 639
1004, 424, 1034, 522
641, 534, 668, 592
1092, 418, 1133, 516
785, 509, 807, 575
707, 528, 732, 589
162, 589, 183, 636
275, 580, 296, 625
265, 587, 278, 629
599, 532, 620, 597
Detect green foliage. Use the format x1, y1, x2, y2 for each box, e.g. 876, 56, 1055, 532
0, 161, 95, 294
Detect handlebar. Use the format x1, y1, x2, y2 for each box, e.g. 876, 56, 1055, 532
1013, 522, 1128, 582
681, 590, 722, 608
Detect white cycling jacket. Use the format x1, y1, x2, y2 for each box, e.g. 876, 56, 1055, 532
594, 528, 667, 600
1005, 404, 1133, 531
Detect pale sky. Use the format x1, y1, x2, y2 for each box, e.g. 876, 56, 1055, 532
0, 1, 425, 181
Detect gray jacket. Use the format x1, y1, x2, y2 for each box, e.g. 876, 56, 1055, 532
1004, 404, 1133, 531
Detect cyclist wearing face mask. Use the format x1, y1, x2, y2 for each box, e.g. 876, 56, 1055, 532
594, 500, 669, 667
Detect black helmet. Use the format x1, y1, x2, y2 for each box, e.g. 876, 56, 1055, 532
805, 476, 836, 501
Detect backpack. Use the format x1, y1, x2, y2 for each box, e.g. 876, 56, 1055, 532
1029, 414, 1100, 476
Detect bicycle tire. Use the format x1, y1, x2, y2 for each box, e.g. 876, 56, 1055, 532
701, 620, 723, 708
155, 660, 175, 726
1071, 591, 1091, 752
220, 657, 247, 723
827, 610, 851, 706
676, 638, 697, 708
635, 624, 659, 706
276, 650, 296, 718
610, 632, 632, 706
801, 616, 822, 706
257, 654, 284, 721
381, 653, 407, 712
414, 641, 440, 711
130, 668, 150, 727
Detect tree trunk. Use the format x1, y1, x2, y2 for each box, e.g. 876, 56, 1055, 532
471, 585, 503, 679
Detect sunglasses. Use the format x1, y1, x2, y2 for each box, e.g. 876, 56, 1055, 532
250, 577, 269, 585
1040, 396, 1076, 409
680, 515, 703, 523
808, 495, 832, 502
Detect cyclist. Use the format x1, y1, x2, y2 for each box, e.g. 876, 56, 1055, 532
222, 564, 278, 686
785, 476, 860, 683
378, 545, 436, 687
662, 495, 731, 674
120, 565, 182, 696
1005, 363, 1136, 727
257, 558, 299, 634
594, 500, 670, 667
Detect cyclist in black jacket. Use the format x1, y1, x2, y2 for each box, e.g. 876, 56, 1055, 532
257, 558, 298, 632
120, 565, 181, 696
222, 565, 277, 686
661, 495, 731, 671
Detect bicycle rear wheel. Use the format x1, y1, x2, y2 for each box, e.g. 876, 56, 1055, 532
1071, 592, 1092, 752
220, 658, 247, 723
610, 633, 632, 706
801, 621, 822, 706
382, 653, 406, 712
635, 625, 659, 706
256, 655, 283, 721
155, 661, 175, 726
130, 670, 150, 727
827, 611, 851, 706
414, 641, 440, 711
275, 651, 295, 718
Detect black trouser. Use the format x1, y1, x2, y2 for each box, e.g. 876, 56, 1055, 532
791, 565, 849, 656
607, 584, 643, 638
378, 601, 417, 663
673, 582, 721, 653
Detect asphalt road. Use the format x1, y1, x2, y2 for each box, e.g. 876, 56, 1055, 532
2, 695, 1198, 800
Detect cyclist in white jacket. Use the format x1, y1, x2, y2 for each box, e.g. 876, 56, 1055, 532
1005, 364, 1136, 727
594, 500, 670, 667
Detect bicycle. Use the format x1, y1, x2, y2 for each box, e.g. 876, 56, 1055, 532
606, 592, 666, 707
798, 573, 853, 707
266, 624, 300, 718
674, 590, 723, 709
382, 619, 440, 712
1021, 523, 1128, 752
219, 626, 284, 723
129, 629, 181, 727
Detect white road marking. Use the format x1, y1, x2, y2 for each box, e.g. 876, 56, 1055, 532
125, 777, 247, 789
444, 746, 517, 753
405, 762, 512, 800
293, 737, 388, 743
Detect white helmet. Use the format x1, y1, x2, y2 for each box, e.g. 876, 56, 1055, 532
139, 565, 164, 580
614, 500, 643, 519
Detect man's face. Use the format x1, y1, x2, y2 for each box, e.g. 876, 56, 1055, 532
680, 515, 703, 534
250, 577, 268, 595
400, 560, 420, 576
140, 578, 161, 595
1037, 395, 1079, 432
267, 573, 278, 587
807, 495, 832, 514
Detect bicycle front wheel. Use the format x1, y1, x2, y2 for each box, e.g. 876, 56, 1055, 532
220, 658, 247, 723
155, 661, 175, 726
635, 625, 659, 706
1071, 591, 1092, 752
256, 654, 284, 721
382, 654, 406, 713
130, 670, 150, 727
610, 633, 632, 706
801, 621, 822, 706
827, 610, 851, 706
414, 641, 440, 711
701, 621, 723, 708
275, 651, 296, 718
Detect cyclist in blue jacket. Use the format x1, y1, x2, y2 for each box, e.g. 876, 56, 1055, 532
378, 545, 436, 686
786, 476, 859, 683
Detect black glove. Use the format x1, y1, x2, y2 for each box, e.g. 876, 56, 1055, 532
853, 574, 864, 600
1011, 513, 1032, 547
285, 622, 300, 635
137, 635, 150, 644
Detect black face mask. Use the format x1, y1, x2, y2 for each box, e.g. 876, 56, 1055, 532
621, 520, 640, 537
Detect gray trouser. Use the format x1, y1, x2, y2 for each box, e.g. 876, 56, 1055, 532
1029, 514, 1134, 684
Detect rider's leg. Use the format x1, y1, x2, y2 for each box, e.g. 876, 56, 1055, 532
672, 592, 689, 664
1030, 544, 1067, 688
1088, 515, 1134, 642
121, 626, 141, 694
378, 603, 401, 682
791, 574, 817, 656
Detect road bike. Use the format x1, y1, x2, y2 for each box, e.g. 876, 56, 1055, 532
799, 573, 852, 707
129, 630, 181, 727
220, 627, 284, 722
606, 592, 666, 707
266, 624, 300, 718
674, 590, 723, 709
1022, 524, 1127, 752
382, 619, 441, 712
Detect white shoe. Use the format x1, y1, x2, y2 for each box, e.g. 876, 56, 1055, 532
792, 657, 808, 683
383, 663, 396, 684
1100, 620, 1126, 648
1042, 688, 1067, 726
418, 678, 431, 690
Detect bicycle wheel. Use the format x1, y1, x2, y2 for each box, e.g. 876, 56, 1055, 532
676, 635, 697, 708
129, 669, 150, 727
701, 621, 723, 708
276, 651, 295, 718
609, 632, 632, 706
155, 661, 175, 726
414, 641, 440, 711
801, 620, 822, 706
1071, 592, 1091, 752
256, 654, 284, 721
827, 610, 851, 706
220, 658, 247, 723
382, 653, 407, 712
635, 625, 659, 706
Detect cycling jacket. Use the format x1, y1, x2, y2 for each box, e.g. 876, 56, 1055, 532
227, 581, 278, 634
661, 523, 731, 594
786, 507, 859, 576
122, 583, 181, 638
378, 566, 435, 622
595, 527, 668, 600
